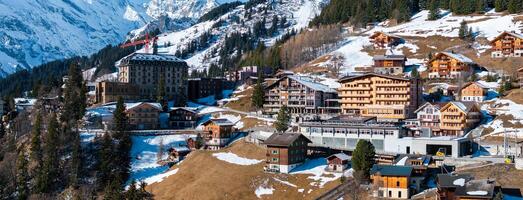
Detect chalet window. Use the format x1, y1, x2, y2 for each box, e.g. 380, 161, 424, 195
396, 181, 400, 187
389, 191, 392, 197
272, 158, 278, 162
272, 150, 279, 154
398, 191, 402, 198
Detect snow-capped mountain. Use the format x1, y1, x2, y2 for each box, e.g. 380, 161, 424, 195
135, 0, 327, 72
0, 0, 240, 77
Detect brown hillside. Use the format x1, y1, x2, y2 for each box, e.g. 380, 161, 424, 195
146, 141, 341, 200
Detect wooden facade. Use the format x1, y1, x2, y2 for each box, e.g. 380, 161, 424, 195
373, 55, 407, 75
95, 81, 140, 104
490, 31, 523, 58
126, 103, 162, 130
371, 165, 413, 199
369, 32, 402, 48
169, 107, 197, 129
202, 119, 235, 150
460, 82, 488, 102
337, 73, 422, 120
428, 52, 475, 79
264, 133, 311, 173
439, 102, 481, 136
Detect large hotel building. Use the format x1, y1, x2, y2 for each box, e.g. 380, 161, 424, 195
337, 73, 422, 121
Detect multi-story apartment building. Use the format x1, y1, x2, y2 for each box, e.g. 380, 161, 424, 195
202, 118, 235, 150
187, 77, 225, 100
371, 165, 413, 199
96, 53, 188, 104
118, 53, 188, 99
439, 101, 481, 136
490, 31, 523, 58
95, 81, 140, 104
264, 133, 311, 173
373, 54, 407, 75
428, 52, 475, 79
413, 102, 445, 136
263, 75, 338, 116
459, 82, 488, 102
369, 32, 402, 48
126, 102, 162, 130
337, 73, 422, 121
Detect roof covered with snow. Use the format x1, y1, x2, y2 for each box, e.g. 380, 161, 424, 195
266, 75, 336, 93
126, 102, 162, 111
437, 174, 473, 188
491, 31, 523, 43
202, 118, 235, 126
435, 52, 475, 64
373, 54, 406, 61
446, 101, 477, 113
455, 179, 495, 198
327, 153, 351, 161
117, 53, 185, 67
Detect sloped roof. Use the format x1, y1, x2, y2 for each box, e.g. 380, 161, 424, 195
373, 54, 406, 61
202, 118, 235, 126
437, 173, 473, 188
371, 165, 413, 177
444, 101, 477, 113
328, 153, 351, 161
369, 31, 402, 39
126, 102, 162, 111
454, 179, 496, 198
266, 75, 336, 93
414, 102, 446, 113
430, 52, 474, 64
116, 52, 185, 67
490, 31, 523, 43
263, 133, 312, 147
338, 72, 410, 82
169, 107, 197, 113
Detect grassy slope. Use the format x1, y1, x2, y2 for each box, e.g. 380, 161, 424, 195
146, 141, 340, 200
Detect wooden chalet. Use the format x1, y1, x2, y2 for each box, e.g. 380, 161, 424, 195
373, 54, 407, 75
437, 173, 474, 200
490, 31, 523, 58
169, 107, 197, 129
125, 102, 162, 130
369, 31, 402, 48
459, 82, 489, 102
202, 118, 235, 150
326, 153, 351, 172
428, 52, 475, 79
371, 165, 413, 199
264, 133, 311, 173
439, 101, 481, 136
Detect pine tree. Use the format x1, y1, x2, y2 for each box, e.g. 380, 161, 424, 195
411, 67, 420, 78
428, 0, 439, 20
458, 20, 469, 39
38, 113, 60, 193
351, 140, 375, 182
69, 130, 82, 188
62, 63, 86, 122
112, 97, 128, 141
103, 179, 123, 200
495, 0, 507, 12
476, 0, 486, 13
98, 132, 114, 189
30, 113, 43, 174
274, 105, 290, 133
16, 150, 29, 200
251, 73, 265, 109
508, 0, 521, 13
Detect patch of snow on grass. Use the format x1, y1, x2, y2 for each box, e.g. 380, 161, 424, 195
291, 158, 342, 187
273, 178, 297, 187
333, 36, 373, 74
212, 152, 262, 165
467, 191, 488, 196
255, 185, 274, 198
141, 168, 179, 185
453, 178, 465, 186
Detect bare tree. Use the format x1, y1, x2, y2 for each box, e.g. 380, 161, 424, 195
157, 138, 164, 162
